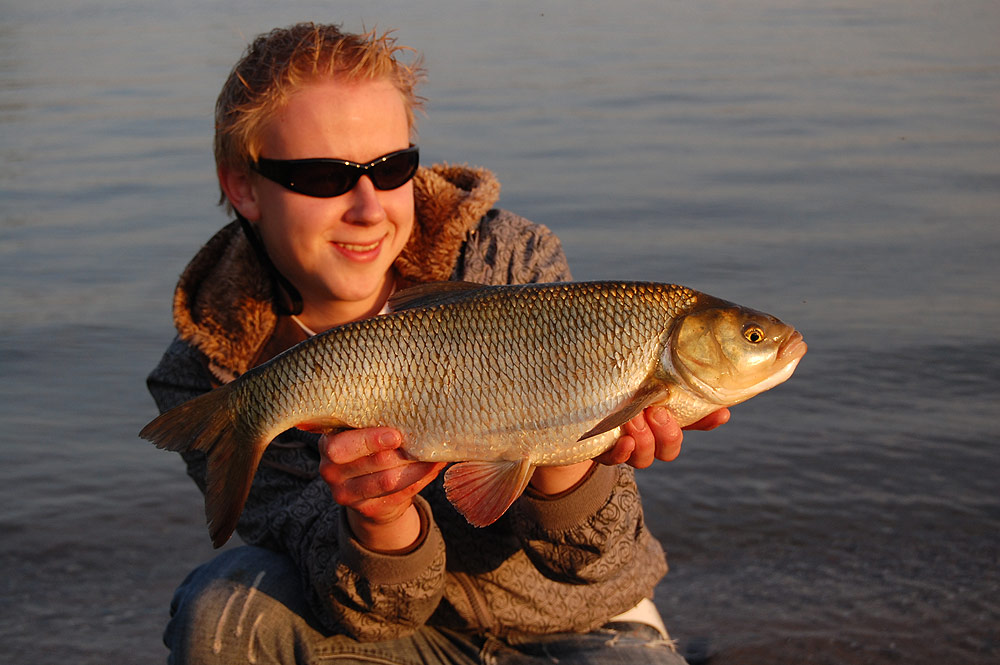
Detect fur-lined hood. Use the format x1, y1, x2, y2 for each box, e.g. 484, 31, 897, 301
172, 163, 501, 376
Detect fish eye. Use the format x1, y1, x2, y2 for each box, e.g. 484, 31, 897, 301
743, 324, 765, 344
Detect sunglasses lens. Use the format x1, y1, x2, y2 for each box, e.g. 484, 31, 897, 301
284, 163, 356, 197
369, 149, 420, 190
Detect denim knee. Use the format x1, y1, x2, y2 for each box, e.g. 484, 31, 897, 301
163, 546, 317, 665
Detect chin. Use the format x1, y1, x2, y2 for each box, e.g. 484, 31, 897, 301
329, 280, 386, 306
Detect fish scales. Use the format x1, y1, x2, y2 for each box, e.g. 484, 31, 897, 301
236, 283, 657, 463
141, 280, 806, 546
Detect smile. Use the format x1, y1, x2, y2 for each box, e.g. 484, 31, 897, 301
335, 240, 381, 252
330, 236, 386, 263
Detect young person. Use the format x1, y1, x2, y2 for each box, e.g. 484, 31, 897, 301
147, 22, 728, 664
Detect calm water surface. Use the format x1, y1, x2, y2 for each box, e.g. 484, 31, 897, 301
2, 1, 998, 663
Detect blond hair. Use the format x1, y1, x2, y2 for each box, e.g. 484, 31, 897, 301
214, 23, 425, 193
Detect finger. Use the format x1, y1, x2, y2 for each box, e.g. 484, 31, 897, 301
319, 447, 412, 486
322, 427, 403, 465
329, 461, 444, 506
356, 461, 445, 501
646, 407, 683, 462
336, 463, 442, 520
623, 414, 655, 469
350, 464, 440, 525
683, 408, 731, 431
594, 437, 636, 466
395, 461, 447, 498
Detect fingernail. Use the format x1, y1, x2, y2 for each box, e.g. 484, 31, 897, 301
648, 407, 669, 427
379, 431, 399, 447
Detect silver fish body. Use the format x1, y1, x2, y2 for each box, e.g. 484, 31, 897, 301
141, 281, 806, 546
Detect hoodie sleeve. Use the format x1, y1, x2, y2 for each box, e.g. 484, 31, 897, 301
510, 464, 666, 585
146, 338, 447, 641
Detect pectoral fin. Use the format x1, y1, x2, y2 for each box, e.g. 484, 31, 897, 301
443, 459, 535, 527
577, 380, 671, 441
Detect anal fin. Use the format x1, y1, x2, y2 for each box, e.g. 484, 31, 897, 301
443, 459, 535, 527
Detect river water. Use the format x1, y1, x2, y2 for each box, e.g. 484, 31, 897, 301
2, 1, 998, 663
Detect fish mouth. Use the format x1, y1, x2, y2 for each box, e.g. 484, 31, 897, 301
778, 330, 807, 362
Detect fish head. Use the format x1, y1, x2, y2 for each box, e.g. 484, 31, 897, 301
666, 302, 807, 407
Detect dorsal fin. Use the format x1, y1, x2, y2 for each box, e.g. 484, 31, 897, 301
389, 281, 491, 311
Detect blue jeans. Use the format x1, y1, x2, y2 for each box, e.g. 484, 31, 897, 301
164, 546, 688, 664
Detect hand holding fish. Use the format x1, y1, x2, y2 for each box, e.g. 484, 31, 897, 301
530, 406, 731, 494
318, 427, 446, 551
597, 406, 731, 468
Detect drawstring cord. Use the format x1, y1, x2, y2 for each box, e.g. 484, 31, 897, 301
235, 211, 304, 316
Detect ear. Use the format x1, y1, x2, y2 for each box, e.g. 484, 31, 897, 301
218, 164, 261, 221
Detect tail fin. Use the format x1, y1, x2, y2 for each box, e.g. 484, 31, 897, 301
140, 385, 267, 548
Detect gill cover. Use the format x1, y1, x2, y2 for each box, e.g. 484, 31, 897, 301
667, 303, 803, 405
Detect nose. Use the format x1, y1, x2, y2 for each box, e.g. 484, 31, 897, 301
342, 176, 387, 225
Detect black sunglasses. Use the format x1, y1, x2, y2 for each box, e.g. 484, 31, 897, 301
252, 145, 420, 198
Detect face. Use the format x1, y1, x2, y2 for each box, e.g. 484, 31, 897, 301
227, 77, 415, 328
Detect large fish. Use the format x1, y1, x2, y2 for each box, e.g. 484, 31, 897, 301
141, 281, 806, 547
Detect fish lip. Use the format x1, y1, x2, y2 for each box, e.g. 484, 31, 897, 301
778, 331, 807, 361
